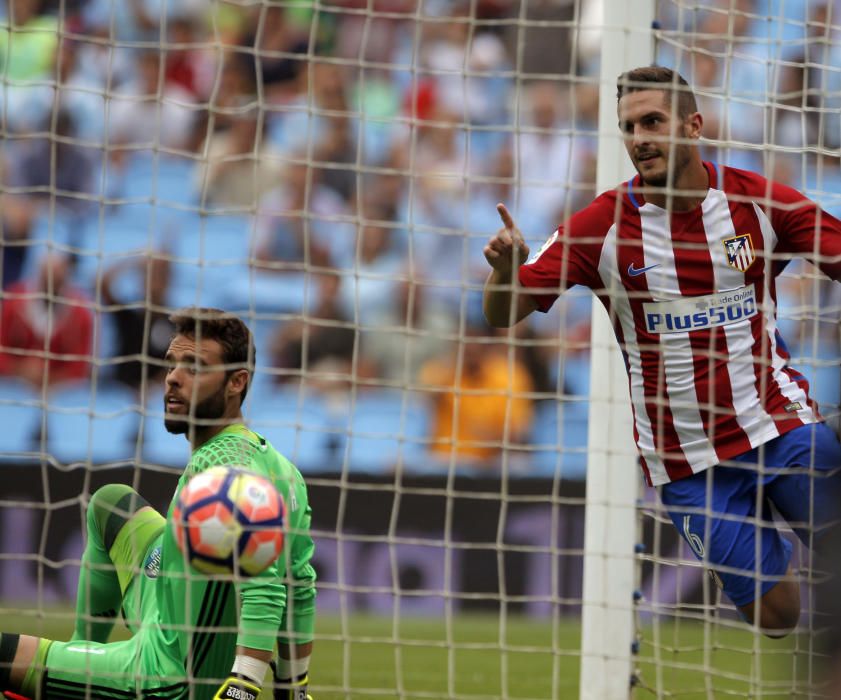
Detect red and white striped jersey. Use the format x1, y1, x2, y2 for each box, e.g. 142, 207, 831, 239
519, 162, 841, 486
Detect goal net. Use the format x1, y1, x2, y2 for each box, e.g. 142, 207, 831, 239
0, 0, 838, 699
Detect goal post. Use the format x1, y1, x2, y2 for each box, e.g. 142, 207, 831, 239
579, 2, 654, 698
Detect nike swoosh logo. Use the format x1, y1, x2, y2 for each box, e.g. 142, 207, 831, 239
627, 262, 660, 277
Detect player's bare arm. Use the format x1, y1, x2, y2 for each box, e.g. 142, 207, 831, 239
482, 203, 538, 327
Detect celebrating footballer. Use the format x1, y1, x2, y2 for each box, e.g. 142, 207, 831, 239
484, 65, 841, 638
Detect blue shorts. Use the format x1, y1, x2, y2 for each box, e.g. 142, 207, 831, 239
659, 423, 841, 608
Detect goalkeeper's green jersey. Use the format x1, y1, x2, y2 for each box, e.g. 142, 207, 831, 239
130, 424, 317, 696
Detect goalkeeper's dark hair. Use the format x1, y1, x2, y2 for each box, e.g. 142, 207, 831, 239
170, 307, 254, 405
616, 65, 698, 120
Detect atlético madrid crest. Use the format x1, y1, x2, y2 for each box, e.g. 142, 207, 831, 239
723, 233, 755, 272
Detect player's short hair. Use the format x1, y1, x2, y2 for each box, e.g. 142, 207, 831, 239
616, 65, 698, 119
169, 307, 254, 405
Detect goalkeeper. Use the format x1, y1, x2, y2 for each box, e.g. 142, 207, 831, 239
0, 308, 316, 700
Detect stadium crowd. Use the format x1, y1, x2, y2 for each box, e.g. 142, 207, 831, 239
0, 0, 839, 473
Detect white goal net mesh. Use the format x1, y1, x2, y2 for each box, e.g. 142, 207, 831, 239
0, 0, 838, 698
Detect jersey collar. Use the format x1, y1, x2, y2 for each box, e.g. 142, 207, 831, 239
625, 161, 719, 209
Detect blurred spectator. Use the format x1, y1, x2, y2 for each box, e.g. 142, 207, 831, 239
238, 3, 310, 98
351, 67, 402, 166
251, 160, 349, 271
0, 0, 58, 81
413, 18, 511, 128
504, 0, 575, 78
338, 205, 404, 325
466, 146, 541, 258
515, 81, 596, 235
108, 49, 199, 153
268, 62, 351, 159
81, 0, 205, 43
0, 251, 92, 387
0, 194, 36, 286
359, 280, 455, 385
0, 105, 96, 282
2, 33, 107, 141
2, 109, 99, 216
198, 106, 283, 210
313, 114, 357, 203
774, 1, 841, 151
269, 273, 373, 391
101, 255, 173, 391
418, 323, 534, 464
202, 51, 257, 133
686, 51, 724, 149
394, 106, 470, 306
165, 16, 204, 98
499, 323, 555, 397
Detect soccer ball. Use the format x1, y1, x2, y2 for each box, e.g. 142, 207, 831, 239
172, 466, 285, 576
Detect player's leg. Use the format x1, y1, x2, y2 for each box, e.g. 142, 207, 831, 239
73, 484, 165, 642
761, 423, 841, 547
760, 423, 841, 658
1, 632, 188, 699
0, 633, 52, 697
735, 575, 800, 636
659, 464, 798, 637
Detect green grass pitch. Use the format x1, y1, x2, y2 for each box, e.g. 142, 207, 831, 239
1, 608, 808, 699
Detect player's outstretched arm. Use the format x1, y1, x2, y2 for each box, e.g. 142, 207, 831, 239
483, 203, 538, 328
0, 633, 52, 697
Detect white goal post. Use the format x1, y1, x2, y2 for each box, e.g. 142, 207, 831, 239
579, 2, 654, 698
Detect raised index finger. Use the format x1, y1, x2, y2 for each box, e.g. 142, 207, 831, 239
497, 203, 524, 244
496, 203, 516, 231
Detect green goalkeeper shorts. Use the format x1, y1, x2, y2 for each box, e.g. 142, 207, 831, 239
44, 510, 190, 698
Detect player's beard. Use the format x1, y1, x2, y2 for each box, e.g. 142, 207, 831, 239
637, 131, 693, 189
164, 381, 228, 435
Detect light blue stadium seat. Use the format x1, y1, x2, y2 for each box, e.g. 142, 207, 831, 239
561, 354, 591, 398
18, 212, 77, 283
0, 378, 43, 459
223, 271, 309, 315
345, 389, 430, 472
73, 203, 173, 289
119, 152, 198, 208
528, 399, 589, 479
169, 214, 253, 308
45, 381, 140, 465
246, 386, 339, 471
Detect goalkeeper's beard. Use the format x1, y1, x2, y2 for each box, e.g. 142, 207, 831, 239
164, 383, 227, 435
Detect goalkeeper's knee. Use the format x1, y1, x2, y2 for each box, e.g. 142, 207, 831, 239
88, 484, 150, 550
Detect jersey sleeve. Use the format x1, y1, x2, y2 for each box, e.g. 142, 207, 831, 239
277, 493, 317, 647
237, 455, 317, 651
516, 192, 615, 311
237, 556, 286, 651
768, 180, 841, 280
237, 450, 315, 650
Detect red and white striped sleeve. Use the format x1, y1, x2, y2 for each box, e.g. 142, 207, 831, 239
767, 180, 841, 281
517, 191, 618, 311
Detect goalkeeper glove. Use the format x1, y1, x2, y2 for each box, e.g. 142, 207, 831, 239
213, 675, 262, 700
273, 673, 311, 700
